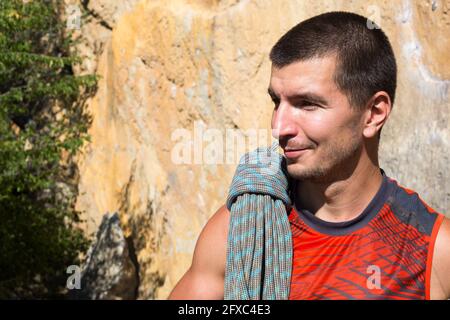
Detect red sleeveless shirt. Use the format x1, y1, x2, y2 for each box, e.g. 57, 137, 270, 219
288, 170, 444, 300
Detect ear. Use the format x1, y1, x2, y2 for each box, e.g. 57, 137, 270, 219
363, 92, 392, 139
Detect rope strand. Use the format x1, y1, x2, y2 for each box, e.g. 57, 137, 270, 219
224, 143, 293, 300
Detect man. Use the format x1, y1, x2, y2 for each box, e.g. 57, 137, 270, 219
169, 11, 450, 300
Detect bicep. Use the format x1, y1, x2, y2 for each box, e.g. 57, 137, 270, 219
431, 217, 450, 300
168, 205, 229, 300
168, 267, 224, 300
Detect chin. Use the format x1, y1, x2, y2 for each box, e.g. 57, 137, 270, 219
286, 163, 331, 182
286, 163, 313, 180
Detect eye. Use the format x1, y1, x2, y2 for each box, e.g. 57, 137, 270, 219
295, 101, 319, 110
271, 98, 280, 109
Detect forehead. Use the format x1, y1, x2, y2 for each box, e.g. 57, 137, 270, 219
269, 55, 339, 97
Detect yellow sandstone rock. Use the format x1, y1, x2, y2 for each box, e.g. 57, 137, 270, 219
71, 0, 449, 299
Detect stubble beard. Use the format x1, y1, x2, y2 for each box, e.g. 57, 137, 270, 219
286, 132, 363, 184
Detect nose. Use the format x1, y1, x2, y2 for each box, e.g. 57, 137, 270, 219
271, 102, 298, 140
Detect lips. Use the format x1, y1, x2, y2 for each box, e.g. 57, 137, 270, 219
283, 148, 309, 159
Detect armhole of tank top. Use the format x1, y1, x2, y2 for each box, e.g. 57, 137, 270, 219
425, 213, 445, 300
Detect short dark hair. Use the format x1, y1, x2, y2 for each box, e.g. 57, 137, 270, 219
269, 11, 397, 111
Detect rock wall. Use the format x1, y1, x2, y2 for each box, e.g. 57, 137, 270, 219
69, 212, 139, 300
70, 0, 449, 299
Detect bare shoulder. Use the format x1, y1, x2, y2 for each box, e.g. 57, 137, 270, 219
431, 216, 450, 299
191, 204, 230, 274
168, 204, 230, 299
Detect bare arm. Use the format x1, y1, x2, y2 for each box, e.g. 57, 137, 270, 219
430, 217, 450, 300
168, 205, 230, 299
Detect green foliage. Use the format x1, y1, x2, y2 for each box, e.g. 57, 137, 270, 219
0, 0, 97, 298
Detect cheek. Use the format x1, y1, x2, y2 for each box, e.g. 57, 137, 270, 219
299, 111, 338, 142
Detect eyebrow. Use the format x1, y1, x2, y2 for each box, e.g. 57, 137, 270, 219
267, 87, 328, 106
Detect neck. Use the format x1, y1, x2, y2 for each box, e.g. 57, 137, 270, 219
295, 156, 383, 223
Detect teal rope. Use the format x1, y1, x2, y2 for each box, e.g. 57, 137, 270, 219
224, 143, 293, 300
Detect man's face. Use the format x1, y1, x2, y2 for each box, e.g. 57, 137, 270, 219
269, 55, 365, 183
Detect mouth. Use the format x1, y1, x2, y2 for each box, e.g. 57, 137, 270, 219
283, 148, 310, 159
